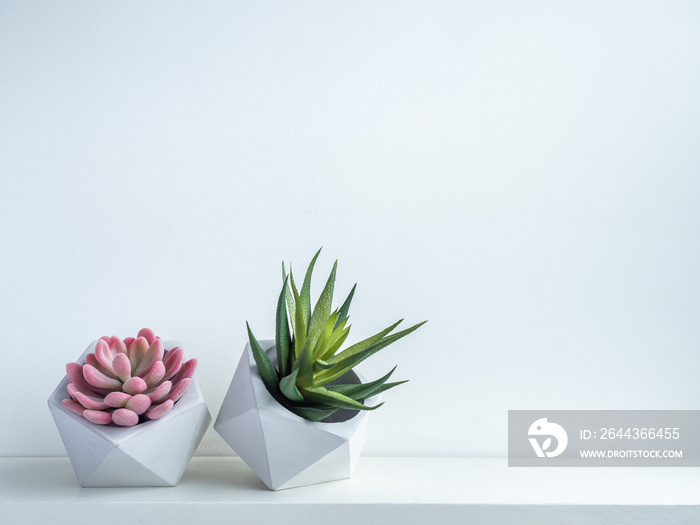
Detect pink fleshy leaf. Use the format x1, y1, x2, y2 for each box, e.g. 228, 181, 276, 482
137, 328, 156, 345
107, 336, 127, 355
112, 408, 139, 426
135, 339, 164, 378
86, 353, 118, 380
128, 337, 149, 375
143, 361, 165, 388
83, 410, 112, 425
83, 364, 122, 391
73, 392, 109, 410
162, 347, 184, 380
147, 381, 172, 403
99, 336, 110, 342
66, 383, 78, 401
66, 362, 112, 396
125, 394, 152, 415
123, 376, 147, 395
67, 380, 96, 398
68, 384, 108, 410
105, 391, 132, 408
168, 378, 191, 403
62, 399, 85, 416
65, 362, 84, 385
94, 340, 115, 375
67, 380, 107, 404
171, 358, 197, 384
112, 352, 131, 383
145, 399, 174, 420
123, 337, 136, 350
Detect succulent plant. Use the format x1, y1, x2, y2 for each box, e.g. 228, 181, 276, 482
62, 328, 197, 427
247, 249, 426, 422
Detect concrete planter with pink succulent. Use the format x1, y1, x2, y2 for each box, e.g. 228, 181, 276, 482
48, 328, 211, 487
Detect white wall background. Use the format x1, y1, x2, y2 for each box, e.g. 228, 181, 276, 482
1, 1, 699, 458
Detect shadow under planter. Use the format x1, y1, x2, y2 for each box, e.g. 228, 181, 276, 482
47, 341, 212, 487
214, 340, 382, 490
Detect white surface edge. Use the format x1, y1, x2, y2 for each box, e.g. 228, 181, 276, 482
2, 456, 699, 503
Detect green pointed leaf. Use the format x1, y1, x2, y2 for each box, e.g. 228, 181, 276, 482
312, 323, 329, 360
316, 319, 403, 369
301, 385, 380, 411
288, 405, 340, 422
290, 271, 306, 357
300, 248, 322, 330
294, 337, 315, 387
282, 262, 296, 331
247, 322, 280, 394
328, 377, 408, 401
362, 380, 408, 398
312, 311, 339, 359
316, 321, 427, 385
306, 260, 337, 352
317, 317, 350, 362
335, 284, 356, 330
324, 366, 398, 400
276, 276, 292, 377
279, 368, 305, 401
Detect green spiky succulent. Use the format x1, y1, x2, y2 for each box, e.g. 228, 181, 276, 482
246, 249, 426, 422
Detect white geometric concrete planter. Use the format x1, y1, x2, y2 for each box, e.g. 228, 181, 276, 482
48, 341, 211, 487
215, 340, 382, 490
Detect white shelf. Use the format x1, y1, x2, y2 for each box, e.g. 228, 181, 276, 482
2, 457, 699, 524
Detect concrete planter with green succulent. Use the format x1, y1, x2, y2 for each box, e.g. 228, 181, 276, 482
215, 249, 425, 490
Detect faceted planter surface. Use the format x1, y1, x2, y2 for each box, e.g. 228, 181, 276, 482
48, 340, 212, 487
215, 340, 382, 490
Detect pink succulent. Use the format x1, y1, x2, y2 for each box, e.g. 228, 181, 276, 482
62, 328, 197, 427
